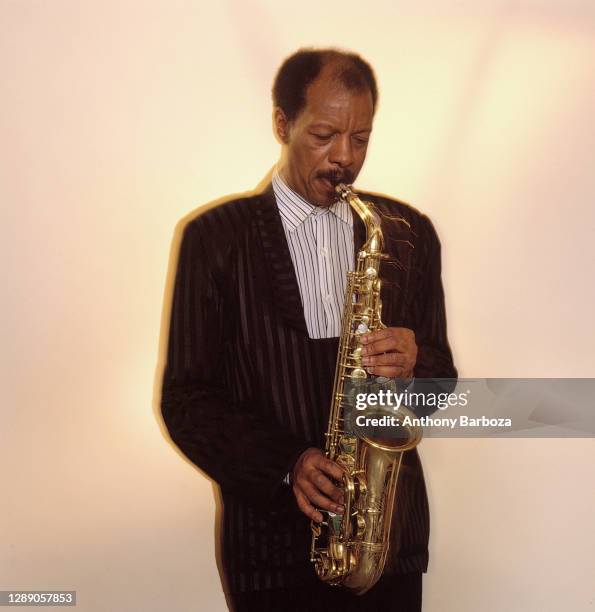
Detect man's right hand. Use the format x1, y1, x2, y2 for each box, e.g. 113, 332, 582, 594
291, 447, 345, 523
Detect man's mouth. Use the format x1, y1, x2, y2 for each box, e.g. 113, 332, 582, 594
318, 177, 336, 191
318, 170, 354, 188
317, 172, 353, 193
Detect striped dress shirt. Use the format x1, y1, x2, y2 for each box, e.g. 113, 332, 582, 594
272, 170, 354, 339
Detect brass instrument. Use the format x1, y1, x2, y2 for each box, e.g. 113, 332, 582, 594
310, 183, 422, 595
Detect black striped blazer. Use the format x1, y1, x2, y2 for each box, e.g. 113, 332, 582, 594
160, 182, 457, 594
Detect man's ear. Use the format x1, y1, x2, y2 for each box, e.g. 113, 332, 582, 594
273, 107, 291, 144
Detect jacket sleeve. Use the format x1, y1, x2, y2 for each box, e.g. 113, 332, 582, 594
160, 218, 310, 507
405, 215, 458, 417
412, 215, 457, 380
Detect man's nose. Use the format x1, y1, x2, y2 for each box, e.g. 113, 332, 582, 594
328, 135, 353, 168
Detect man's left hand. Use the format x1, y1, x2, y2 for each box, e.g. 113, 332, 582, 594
360, 327, 417, 378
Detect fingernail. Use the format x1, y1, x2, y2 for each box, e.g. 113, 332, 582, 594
361, 357, 370, 365
335, 504, 344, 513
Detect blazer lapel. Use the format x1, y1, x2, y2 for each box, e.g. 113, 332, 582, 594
253, 183, 309, 334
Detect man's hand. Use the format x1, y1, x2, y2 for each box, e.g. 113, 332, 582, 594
360, 327, 417, 378
291, 448, 344, 523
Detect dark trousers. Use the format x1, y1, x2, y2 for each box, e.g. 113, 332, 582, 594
231, 572, 422, 612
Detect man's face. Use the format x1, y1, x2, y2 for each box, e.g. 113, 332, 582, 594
275, 71, 374, 207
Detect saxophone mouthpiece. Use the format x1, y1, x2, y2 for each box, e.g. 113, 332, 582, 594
335, 182, 351, 200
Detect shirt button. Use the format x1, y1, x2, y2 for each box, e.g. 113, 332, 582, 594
320, 247, 329, 256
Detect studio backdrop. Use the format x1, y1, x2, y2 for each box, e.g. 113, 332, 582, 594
2, 1, 594, 611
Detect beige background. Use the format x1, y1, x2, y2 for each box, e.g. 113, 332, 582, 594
2, 1, 594, 610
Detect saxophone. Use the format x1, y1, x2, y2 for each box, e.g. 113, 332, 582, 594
310, 183, 422, 595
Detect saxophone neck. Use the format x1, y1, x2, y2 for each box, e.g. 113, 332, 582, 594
336, 183, 383, 255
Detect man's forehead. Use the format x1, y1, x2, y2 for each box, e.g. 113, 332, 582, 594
301, 79, 374, 126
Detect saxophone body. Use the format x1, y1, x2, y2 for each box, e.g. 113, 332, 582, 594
310, 183, 422, 596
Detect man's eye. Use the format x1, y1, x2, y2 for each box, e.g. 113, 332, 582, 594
313, 133, 332, 141
353, 136, 369, 145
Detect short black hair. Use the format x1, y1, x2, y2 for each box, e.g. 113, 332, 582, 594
272, 48, 378, 122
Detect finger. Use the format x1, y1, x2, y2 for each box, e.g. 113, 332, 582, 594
367, 365, 412, 378
294, 487, 323, 523
362, 336, 412, 356
361, 329, 393, 344
311, 456, 345, 482
307, 469, 344, 504
362, 352, 409, 367
301, 481, 344, 514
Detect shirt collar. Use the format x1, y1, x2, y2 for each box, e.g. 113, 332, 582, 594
272, 169, 352, 232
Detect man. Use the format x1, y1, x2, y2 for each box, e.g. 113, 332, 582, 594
161, 48, 456, 611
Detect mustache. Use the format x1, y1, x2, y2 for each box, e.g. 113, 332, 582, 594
318, 169, 355, 187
